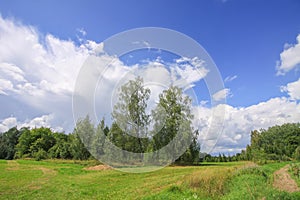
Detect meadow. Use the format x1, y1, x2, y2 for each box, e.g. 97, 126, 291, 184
0, 160, 299, 200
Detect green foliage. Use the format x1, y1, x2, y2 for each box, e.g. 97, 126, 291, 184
69, 131, 91, 160
14, 124, 93, 160
112, 77, 151, 154
223, 162, 300, 200
15, 127, 56, 160
91, 118, 107, 158
152, 86, 199, 164
289, 163, 300, 179
243, 123, 300, 162
48, 133, 72, 159
0, 127, 21, 159
33, 148, 48, 161
109, 78, 200, 164
293, 146, 300, 161
234, 166, 268, 179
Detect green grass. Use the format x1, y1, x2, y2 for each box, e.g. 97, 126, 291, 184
0, 160, 299, 199
289, 162, 300, 187
222, 162, 300, 200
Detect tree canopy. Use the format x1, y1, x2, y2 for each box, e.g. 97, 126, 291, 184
238, 123, 300, 163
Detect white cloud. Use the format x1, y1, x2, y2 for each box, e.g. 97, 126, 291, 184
0, 117, 17, 132
224, 75, 237, 83
0, 63, 26, 82
276, 34, 300, 75
171, 57, 208, 89
212, 88, 231, 101
0, 78, 14, 95
0, 115, 63, 133
0, 15, 103, 132
194, 97, 300, 154
0, 16, 101, 97
280, 78, 300, 100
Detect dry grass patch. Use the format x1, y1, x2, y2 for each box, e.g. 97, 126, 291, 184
84, 165, 112, 171
184, 167, 233, 198
6, 160, 20, 170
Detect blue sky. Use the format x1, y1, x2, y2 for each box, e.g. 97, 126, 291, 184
1, 0, 299, 106
0, 0, 299, 154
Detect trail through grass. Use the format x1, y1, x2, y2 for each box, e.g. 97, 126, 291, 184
222, 162, 300, 200
273, 164, 300, 192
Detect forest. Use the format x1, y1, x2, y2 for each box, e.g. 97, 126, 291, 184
2, 122, 298, 163
240, 123, 300, 163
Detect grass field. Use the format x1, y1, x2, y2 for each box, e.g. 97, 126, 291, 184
0, 160, 299, 200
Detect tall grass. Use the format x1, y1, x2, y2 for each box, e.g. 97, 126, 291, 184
223, 163, 300, 200
183, 167, 233, 198
289, 162, 300, 186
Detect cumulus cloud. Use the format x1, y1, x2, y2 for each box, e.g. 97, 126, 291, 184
280, 78, 300, 100
0, 115, 62, 133
0, 15, 102, 132
0, 117, 17, 132
174, 57, 208, 80
0, 16, 100, 97
276, 34, 300, 75
0, 78, 14, 95
194, 97, 300, 154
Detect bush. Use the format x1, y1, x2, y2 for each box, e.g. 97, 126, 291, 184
293, 147, 300, 161
33, 149, 48, 161
289, 163, 300, 178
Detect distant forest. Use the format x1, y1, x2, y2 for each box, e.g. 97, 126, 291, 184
0, 121, 299, 163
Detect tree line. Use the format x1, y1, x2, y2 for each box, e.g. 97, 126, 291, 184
0, 126, 92, 161
237, 123, 300, 163
1, 77, 299, 164
0, 77, 201, 164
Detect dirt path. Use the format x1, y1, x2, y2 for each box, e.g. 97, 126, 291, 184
273, 164, 300, 192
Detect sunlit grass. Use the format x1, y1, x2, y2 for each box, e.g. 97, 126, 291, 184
0, 160, 299, 199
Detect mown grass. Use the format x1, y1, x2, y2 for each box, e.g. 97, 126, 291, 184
0, 159, 204, 199
0, 160, 299, 199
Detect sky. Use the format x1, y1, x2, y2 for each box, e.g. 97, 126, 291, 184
0, 0, 300, 155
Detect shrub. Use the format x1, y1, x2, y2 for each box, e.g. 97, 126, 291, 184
293, 147, 300, 161
33, 149, 48, 161
289, 163, 300, 178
